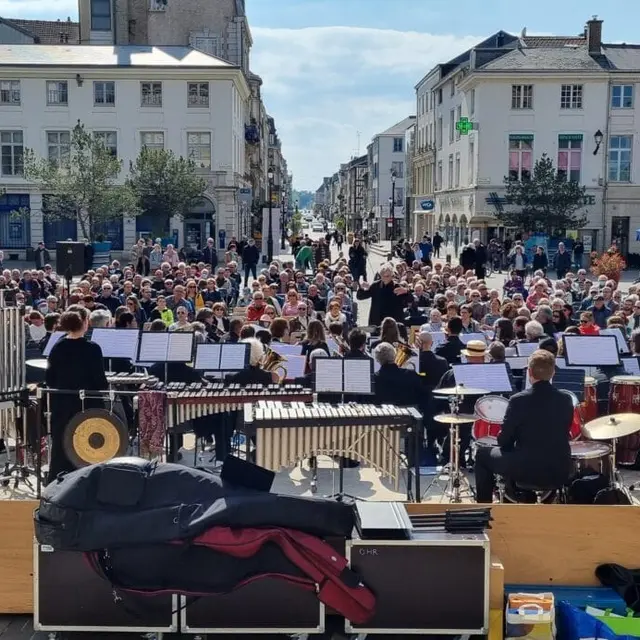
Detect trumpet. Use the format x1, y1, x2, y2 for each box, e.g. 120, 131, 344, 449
334, 334, 350, 355
261, 346, 288, 383
394, 342, 418, 370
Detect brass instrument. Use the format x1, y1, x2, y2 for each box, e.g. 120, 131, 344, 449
334, 334, 350, 356
395, 342, 418, 370
261, 347, 288, 383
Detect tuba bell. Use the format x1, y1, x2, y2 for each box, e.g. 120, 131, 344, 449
261, 346, 288, 383
395, 342, 418, 370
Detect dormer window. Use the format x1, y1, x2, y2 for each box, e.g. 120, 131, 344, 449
149, 0, 167, 11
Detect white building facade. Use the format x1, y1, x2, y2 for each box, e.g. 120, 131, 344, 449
0, 44, 249, 258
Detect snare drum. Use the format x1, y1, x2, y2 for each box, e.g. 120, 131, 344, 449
473, 396, 508, 440
609, 375, 640, 466
570, 440, 612, 479
475, 436, 498, 449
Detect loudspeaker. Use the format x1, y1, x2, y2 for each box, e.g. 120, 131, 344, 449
56, 242, 85, 277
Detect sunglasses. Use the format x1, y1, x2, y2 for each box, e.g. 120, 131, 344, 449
580, 319, 588, 324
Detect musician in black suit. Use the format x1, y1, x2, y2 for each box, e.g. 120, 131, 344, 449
344, 328, 370, 360
373, 342, 423, 407
435, 316, 465, 365
474, 350, 573, 503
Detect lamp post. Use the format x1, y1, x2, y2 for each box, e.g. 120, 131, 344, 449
390, 171, 397, 241
267, 167, 274, 263
280, 190, 287, 250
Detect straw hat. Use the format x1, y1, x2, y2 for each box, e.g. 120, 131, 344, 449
461, 340, 487, 358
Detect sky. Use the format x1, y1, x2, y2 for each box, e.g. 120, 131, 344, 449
2, 0, 637, 191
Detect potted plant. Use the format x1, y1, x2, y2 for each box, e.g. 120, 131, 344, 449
590, 246, 626, 283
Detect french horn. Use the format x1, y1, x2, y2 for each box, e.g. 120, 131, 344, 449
395, 342, 418, 370
261, 347, 288, 383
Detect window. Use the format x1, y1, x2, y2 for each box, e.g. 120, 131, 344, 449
47, 131, 71, 167
469, 141, 475, 185
450, 81, 455, 97
561, 84, 583, 109
373, 162, 378, 179
448, 154, 453, 189
511, 85, 533, 110
46, 81, 68, 105
437, 88, 442, 104
391, 161, 404, 178
608, 135, 632, 182
455, 105, 462, 140
1, 131, 23, 176
141, 82, 162, 107
0, 81, 20, 105
611, 85, 634, 109
187, 82, 209, 107
449, 110, 455, 143
394, 187, 404, 206
94, 81, 115, 106
557, 135, 582, 183
141, 131, 164, 151
470, 88, 475, 116
393, 137, 403, 153
187, 132, 211, 169
437, 118, 442, 149
91, 0, 111, 31
193, 37, 219, 56
94, 131, 117, 157
508, 135, 533, 181
437, 161, 443, 189
454, 153, 461, 187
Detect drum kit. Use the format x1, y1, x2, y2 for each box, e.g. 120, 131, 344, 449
429, 376, 640, 505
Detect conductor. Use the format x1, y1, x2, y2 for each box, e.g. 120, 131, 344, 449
474, 349, 573, 503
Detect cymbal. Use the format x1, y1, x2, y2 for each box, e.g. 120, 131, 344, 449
434, 413, 477, 425
582, 414, 640, 441
26, 358, 48, 370
434, 385, 489, 396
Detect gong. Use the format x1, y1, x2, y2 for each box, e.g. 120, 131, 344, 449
63, 408, 129, 468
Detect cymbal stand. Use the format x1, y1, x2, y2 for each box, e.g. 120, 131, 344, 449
445, 393, 466, 503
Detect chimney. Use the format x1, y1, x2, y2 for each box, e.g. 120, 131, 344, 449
586, 16, 603, 54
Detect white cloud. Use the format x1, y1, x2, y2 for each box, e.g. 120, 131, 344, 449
251, 26, 480, 190
0, 0, 77, 19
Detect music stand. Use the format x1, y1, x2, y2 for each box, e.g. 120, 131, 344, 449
193, 343, 250, 373
90, 328, 140, 372
563, 335, 621, 368
312, 357, 374, 502
137, 331, 195, 384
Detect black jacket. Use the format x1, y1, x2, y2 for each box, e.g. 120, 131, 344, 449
373, 363, 423, 407
498, 381, 573, 481
460, 247, 476, 270
419, 350, 450, 390
242, 244, 260, 266
435, 335, 464, 365
356, 280, 411, 326
202, 246, 218, 268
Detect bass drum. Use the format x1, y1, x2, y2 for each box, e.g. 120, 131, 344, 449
63, 407, 129, 469
609, 375, 640, 466
580, 376, 599, 423
473, 396, 508, 440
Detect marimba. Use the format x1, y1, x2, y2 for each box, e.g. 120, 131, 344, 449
245, 401, 422, 489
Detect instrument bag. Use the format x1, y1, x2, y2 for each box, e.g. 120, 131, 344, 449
34, 457, 356, 551
85, 526, 376, 624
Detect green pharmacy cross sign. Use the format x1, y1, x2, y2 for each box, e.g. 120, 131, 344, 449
456, 117, 474, 135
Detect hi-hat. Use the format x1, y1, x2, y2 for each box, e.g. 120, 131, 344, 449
26, 358, 48, 370
434, 386, 488, 396
434, 413, 477, 425
582, 414, 640, 441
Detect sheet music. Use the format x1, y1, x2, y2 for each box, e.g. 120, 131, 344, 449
270, 342, 303, 357
42, 331, 66, 357
344, 358, 373, 394
220, 343, 248, 371
313, 358, 343, 394
622, 357, 640, 375
194, 344, 222, 370
430, 331, 447, 347
452, 363, 512, 393
91, 328, 139, 360
506, 356, 529, 370
516, 341, 539, 357
564, 335, 620, 367
167, 332, 194, 362
460, 332, 487, 345
139, 332, 169, 362
601, 328, 630, 354
284, 355, 306, 380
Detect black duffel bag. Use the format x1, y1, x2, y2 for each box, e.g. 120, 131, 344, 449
35, 457, 356, 551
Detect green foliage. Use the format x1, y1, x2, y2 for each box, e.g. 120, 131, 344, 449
22, 121, 139, 241
127, 147, 207, 237
290, 207, 303, 237
291, 189, 315, 210
334, 215, 346, 232
499, 154, 588, 236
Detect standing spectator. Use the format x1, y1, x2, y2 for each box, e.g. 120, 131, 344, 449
348, 238, 367, 281
241, 238, 260, 286
554, 242, 571, 279
473, 238, 487, 280
83, 239, 94, 272
509, 245, 527, 280
34, 242, 49, 270
573, 240, 584, 269
149, 243, 164, 271
418, 235, 433, 265
460, 243, 476, 272
202, 237, 218, 270
432, 231, 443, 258
162, 244, 179, 267
532, 246, 548, 275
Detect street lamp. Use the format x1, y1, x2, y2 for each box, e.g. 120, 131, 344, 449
267, 166, 274, 263
280, 190, 287, 250
390, 171, 397, 241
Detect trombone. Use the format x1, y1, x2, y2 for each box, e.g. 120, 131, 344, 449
394, 342, 418, 370
261, 346, 288, 383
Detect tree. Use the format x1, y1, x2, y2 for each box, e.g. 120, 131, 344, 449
22, 121, 139, 242
127, 147, 207, 237
290, 205, 302, 237
497, 154, 588, 236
